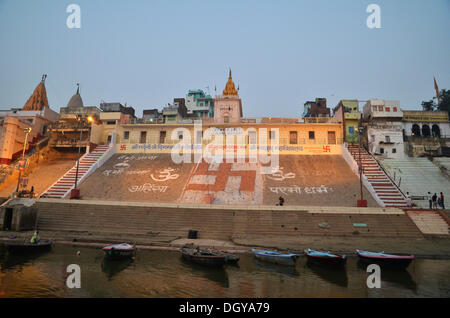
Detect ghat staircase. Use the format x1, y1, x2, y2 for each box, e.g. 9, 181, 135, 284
347, 144, 408, 208
406, 210, 449, 235
41, 145, 112, 199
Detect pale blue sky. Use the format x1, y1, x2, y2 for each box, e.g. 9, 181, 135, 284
0, 0, 449, 117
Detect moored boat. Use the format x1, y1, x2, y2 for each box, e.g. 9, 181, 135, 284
304, 249, 346, 267
4, 240, 52, 254
213, 251, 240, 264
356, 250, 414, 269
252, 249, 299, 266
102, 243, 135, 259
180, 246, 226, 267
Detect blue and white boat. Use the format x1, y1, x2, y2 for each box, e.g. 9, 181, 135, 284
356, 250, 414, 269
251, 249, 299, 266
304, 249, 346, 267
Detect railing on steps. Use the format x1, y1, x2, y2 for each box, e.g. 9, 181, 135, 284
40, 133, 116, 198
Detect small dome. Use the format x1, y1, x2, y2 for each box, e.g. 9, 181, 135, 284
67, 84, 84, 108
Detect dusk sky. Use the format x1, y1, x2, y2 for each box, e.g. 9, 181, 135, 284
0, 0, 449, 117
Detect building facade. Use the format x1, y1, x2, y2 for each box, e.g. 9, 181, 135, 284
333, 99, 361, 143
362, 99, 404, 158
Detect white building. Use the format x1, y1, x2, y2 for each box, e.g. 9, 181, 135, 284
363, 100, 404, 158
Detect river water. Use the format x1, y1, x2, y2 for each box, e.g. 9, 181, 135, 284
0, 245, 449, 298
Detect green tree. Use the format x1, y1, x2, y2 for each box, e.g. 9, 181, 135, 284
421, 89, 450, 117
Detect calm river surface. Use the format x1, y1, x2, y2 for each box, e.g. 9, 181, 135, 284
0, 245, 449, 297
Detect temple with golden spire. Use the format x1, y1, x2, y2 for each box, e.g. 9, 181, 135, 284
23, 74, 49, 111
214, 69, 243, 123
222, 69, 239, 96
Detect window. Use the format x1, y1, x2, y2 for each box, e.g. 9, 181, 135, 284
159, 131, 166, 144
372, 106, 377, 112
348, 126, 354, 134
106, 121, 115, 125
140, 131, 147, 143
393, 107, 397, 112
178, 131, 183, 140
385, 136, 390, 143
392, 148, 397, 153
378, 106, 384, 112
269, 130, 276, 140
328, 131, 336, 145
385, 107, 390, 112
371, 135, 375, 142
224, 116, 229, 123
123, 131, 129, 140
380, 148, 384, 154
289, 131, 298, 144
308, 131, 315, 139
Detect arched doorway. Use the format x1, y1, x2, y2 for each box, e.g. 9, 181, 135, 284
422, 124, 431, 137
432, 124, 441, 138
411, 124, 421, 137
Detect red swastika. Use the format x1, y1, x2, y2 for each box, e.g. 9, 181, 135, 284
186, 161, 256, 192
120, 144, 127, 151
323, 145, 331, 153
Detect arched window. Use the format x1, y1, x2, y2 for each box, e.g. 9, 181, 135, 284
432, 124, 441, 138
422, 124, 431, 137
411, 124, 421, 137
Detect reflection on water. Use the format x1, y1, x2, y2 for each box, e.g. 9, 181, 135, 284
306, 260, 348, 288
0, 245, 449, 298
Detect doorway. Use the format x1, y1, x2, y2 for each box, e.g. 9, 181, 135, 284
3, 208, 13, 230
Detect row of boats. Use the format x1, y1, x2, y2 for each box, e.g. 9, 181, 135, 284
181, 246, 415, 270
3, 239, 415, 270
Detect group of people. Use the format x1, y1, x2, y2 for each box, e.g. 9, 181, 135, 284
428, 192, 445, 209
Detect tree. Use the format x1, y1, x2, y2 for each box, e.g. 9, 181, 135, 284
421, 89, 450, 117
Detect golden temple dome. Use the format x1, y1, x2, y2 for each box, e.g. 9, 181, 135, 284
23, 74, 49, 111
222, 69, 239, 96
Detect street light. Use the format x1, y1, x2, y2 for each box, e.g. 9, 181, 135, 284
71, 115, 93, 199
15, 127, 32, 194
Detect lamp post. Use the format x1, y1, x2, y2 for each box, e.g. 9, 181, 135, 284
71, 115, 92, 199
74, 115, 83, 189
15, 127, 32, 194
358, 125, 363, 201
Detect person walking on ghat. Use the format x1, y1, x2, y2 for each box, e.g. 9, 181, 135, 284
406, 192, 412, 208
432, 193, 438, 209
428, 192, 432, 209
440, 192, 445, 210
279, 196, 285, 206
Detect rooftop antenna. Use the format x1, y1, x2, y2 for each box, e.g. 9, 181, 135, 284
76, 83, 80, 95
41, 74, 47, 83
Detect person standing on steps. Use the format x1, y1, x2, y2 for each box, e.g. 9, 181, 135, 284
440, 192, 445, 210
428, 192, 432, 209
278, 196, 285, 206
406, 192, 412, 208
432, 193, 438, 209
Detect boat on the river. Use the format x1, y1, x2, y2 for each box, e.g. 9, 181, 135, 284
356, 250, 414, 269
180, 246, 227, 267
102, 243, 135, 259
252, 249, 299, 266
4, 239, 52, 254
213, 250, 240, 264
304, 249, 346, 267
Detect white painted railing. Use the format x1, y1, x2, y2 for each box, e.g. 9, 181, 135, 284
341, 143, 386, 208
40, 133, 116, 198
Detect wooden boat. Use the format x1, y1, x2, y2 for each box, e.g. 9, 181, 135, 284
252, 249, 299, 266
356, 250, 414, 269
4, 239, 52, 254
304, 249, 347, 267
213, 251, 240, 264
102, 243, 135, 259
180, 247, 227, 267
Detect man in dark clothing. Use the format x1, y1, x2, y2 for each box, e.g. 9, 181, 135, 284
440, 192, 445, 209
279, 196, 285, 206
428, 192, 432, 209
432, 193, 438, 209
